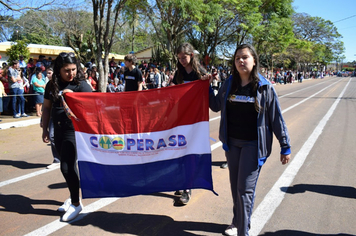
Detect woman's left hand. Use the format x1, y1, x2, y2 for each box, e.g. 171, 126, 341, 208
201, 74, 213, 84
280, 154, 291, 165
63, 89, 74, 94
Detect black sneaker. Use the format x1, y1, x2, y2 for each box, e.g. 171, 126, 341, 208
177, 190, 191, 205
174, 190, 183, 195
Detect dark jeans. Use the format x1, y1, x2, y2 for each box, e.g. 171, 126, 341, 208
49, 118, 60, 163
2, 96, 10, 112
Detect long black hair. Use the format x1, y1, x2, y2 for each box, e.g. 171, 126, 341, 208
231, 44, 261, 112
49, 52, 85, 101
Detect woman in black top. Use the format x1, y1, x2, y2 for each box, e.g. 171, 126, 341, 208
209, 44, 291, 236
42, 52, 92, 222
170, 43, 207, 205
171, 42, 206, 85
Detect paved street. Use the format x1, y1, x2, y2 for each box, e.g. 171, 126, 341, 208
0, 76, 355, 236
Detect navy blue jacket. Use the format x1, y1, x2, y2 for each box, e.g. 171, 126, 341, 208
209, 74, 291, 166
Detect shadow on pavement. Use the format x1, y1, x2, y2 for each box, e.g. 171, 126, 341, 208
0, 194, 62, 216
211, 161, 226, 167
260, 230, 354, 236
48, 182, 67, 190
71, 211, 226, 236
0, 159, 47, 169
281, 184, 356, 199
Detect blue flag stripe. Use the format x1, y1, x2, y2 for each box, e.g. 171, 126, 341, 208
78, 154, 214, 198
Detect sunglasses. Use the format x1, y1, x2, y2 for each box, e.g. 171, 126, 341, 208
59, 52, 75, 58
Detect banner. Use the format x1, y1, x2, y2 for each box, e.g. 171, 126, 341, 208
65, 80, 215, 198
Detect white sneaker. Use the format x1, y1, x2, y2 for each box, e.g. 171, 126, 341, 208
225, 224, 237, 236
61, 204, 82, 222
58, 198, 71, 212
46, 162, 60, 169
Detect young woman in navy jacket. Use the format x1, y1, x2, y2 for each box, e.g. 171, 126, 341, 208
209, 44, 291, 236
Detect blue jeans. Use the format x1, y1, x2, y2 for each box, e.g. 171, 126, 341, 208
11, 87, 25, 116
17, 89, 26, 114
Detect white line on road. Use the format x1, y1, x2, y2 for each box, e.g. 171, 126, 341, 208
249, 77, 352, 236
282, 78, 342, 114
278, 77, 338, 98
0, 117, 41, 130
0, 166, 59, 188
23, 198, 119, 236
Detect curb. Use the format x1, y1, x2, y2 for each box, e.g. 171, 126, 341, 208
0, 118, 40, 130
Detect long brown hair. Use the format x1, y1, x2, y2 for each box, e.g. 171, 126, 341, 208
175, 42, 205, 84
231, 44, 261, 112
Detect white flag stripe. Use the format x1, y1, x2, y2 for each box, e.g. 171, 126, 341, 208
76, 121, 211, 165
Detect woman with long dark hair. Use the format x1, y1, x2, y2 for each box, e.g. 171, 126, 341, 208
170, 42, 207, 205
209, 44, 291, 236
41, 52, 92, 222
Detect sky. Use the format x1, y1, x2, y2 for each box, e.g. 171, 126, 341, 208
293, 0, 356, 62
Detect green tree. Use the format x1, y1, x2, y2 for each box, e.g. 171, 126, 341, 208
5, 40, 30, 63
49, 8, 95, 63
253, 0, 294, 71
187, 0, 262, 65
10, 10, 64, 45
292, 13, 344, 67
92, 0, 128, 92
142, 0, 210, 65
111, 0, 156, 55
0, 15, 15, 41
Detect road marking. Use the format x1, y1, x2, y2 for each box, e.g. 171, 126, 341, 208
209, 116, 221, 121
249, 77, 352, 236
0, 118, 41, 130
23, 198, 119, 236
0, 167, 59, 188
281, 79, 342, 114
211, 141, 222, 151
278, 77, 338, 98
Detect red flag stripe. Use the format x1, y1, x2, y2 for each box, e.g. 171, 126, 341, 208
65, 80, 210, 135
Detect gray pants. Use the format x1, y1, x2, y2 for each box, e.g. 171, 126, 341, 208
226, 138, 261, 236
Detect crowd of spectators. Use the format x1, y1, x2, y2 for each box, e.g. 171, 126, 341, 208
0, 55, 53, 118
85, 56, 231, 93
1, 52, 346, 120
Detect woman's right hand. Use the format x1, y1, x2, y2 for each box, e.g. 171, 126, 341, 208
42, 130, 50, 143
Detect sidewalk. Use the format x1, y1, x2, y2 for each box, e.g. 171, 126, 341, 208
0, 112, 40, 130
